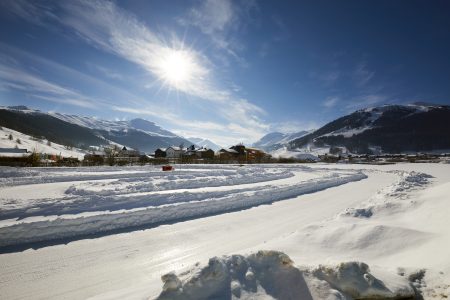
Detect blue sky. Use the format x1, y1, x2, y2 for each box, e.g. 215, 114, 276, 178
1, 0, 450, 145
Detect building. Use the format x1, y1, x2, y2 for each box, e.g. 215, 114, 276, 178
196, 148, 215, 159
217, 148, 240, 160
166, 146, 185, 158
84, 151, 106, 164
120, 146, 140, 157
154, 148, 166, 158
245, 147, 268, 162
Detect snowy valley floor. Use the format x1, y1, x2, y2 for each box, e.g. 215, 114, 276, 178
0, 163, 449, 299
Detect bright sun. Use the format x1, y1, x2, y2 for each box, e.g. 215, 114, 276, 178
159, 50, 193, 86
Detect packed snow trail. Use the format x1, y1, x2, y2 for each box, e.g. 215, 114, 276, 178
0, 166, 366, 248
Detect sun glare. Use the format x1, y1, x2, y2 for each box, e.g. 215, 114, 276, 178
159, 50, 193, 86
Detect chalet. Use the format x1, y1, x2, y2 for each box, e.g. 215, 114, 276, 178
184, 145, 197, 157
120, 146, 140, 157
245, 147, 266, 160
154, 148, 167, 158
218, 148, 240, 160
166, 146, 185, 158
230, 144, 246, 155
196, 148, 215, 159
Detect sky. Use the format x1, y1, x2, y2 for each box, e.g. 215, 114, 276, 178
1, 0, 450, 146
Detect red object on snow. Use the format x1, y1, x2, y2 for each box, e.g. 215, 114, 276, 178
162, 165, 174, 171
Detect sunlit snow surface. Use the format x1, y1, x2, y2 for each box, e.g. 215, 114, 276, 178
0, 163, 449, 299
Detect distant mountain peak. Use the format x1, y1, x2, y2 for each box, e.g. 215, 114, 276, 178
188, 137, 221, 151
253, 130, 310, 152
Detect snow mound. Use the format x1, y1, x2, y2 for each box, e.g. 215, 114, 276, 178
343, 171, 433, 218
313, 262, 415, 299
156, 251, 416, 300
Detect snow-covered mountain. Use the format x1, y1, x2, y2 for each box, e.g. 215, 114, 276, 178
290, 103, 450, 154
50, 113, 177, 138
0, 106, 193, 153
187, 137, 222, 151
253, 130, 310, 151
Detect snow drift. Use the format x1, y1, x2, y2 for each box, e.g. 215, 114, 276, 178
156, 250, 417, 300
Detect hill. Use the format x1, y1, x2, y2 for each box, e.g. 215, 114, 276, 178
289, 103, 450, 154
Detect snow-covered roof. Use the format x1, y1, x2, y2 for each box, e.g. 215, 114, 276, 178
219, 148, 239, 154
167, 146, 184, 151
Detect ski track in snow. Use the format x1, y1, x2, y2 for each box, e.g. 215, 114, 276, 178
0, 165, 365, 248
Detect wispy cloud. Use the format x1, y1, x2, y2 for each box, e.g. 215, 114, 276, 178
353, 62, 375, 87
309, 70, 341, 86
0, 60, 96, 108
86, 62, 124, 81
323, 96, 340, 108
179, 0, 259, 64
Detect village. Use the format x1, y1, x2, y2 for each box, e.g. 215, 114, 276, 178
1, 140, 449, 167
0, 142, 276, 167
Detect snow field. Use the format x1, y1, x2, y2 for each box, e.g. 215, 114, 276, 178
1, 163, 449, 299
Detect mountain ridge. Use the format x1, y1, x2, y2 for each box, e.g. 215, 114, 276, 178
0, 106, 194, 153
289, 103, 450, 154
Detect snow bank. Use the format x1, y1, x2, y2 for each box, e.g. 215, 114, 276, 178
342, 171, 433, 218
156, 250, 416, 300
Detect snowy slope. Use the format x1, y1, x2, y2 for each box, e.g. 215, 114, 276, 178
253, 130, 310, 151
0, 126, 85, 159
187, 137, 222, 150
